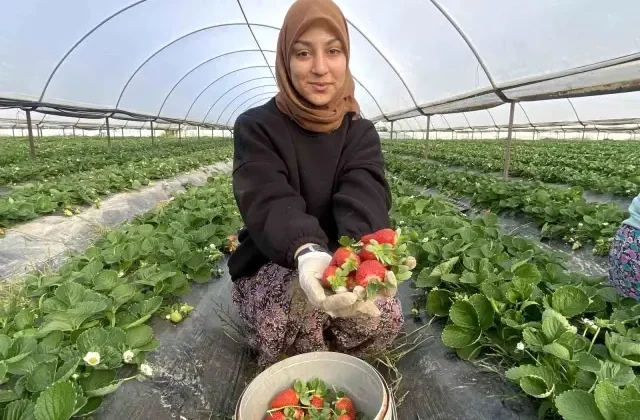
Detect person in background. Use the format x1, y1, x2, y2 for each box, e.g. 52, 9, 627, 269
609, 192, 640, 300
226, 0, 403, 367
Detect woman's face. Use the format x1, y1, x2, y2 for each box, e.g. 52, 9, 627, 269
289, 21, 347, 107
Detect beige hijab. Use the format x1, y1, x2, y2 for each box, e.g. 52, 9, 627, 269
275, 0, 360, 133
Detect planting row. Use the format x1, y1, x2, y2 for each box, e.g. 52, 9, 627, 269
383, 152, 628, 256
383, 140, 639, 197
0, 137, 227, 185
387, 175, 640, 420
0, 145, 233, 229
0, 175, 243, 419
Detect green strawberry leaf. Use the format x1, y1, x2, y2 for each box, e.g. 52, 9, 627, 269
552, 286, 590, 317
3, 399, 35, 420
416, 268, 441, 288
34, 380, 76, 420
25, 361, 57, 393
125, 325, 153, 349
441, 324, 481, 349
468, 294, 494, 330
575, 352, 602, 373
555, 390, 605, 420
426, 289, 452, 317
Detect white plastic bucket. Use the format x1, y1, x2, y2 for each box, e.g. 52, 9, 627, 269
235, 351, 395, 419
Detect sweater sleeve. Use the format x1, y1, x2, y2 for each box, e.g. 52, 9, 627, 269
332, 120, 392, 241
232, 113, 329, 268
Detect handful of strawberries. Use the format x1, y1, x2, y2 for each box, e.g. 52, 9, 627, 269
265, 378, 359, 420
321, 228, 416, 300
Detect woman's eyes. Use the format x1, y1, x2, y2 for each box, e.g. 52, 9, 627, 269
295, 49, 342, 57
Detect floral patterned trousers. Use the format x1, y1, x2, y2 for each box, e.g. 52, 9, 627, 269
608, 224, 640, 300
231, 263, 404, 367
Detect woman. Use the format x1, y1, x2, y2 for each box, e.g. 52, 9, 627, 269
227, 0, 403, 367
609, 193, 640, 300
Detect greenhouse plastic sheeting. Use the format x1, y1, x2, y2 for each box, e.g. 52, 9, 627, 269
1, 0, 639, 128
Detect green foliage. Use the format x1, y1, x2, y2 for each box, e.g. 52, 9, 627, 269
0, 137, 233, 227
384, 139, 639, 197
0, 175, 242, 418
387, 176, 640, 420
383, 146, 630, 255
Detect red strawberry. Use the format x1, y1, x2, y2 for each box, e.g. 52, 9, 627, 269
335, 396, 356, 419
310, 395, 323, 408
371, 228, 397, 245
269, 388, 299, 409
331, 247, 360, 268
358, 247, 377, 262
321, 265, 339, 288
355, 260, 387, 288
264, 411, 286, 420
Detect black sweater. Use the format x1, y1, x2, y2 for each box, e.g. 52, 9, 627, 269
227, 98, 391, 281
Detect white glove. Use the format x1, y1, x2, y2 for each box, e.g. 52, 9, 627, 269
296, 250, 357, 315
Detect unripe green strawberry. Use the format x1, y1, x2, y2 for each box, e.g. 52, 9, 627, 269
169, 311, 183, 323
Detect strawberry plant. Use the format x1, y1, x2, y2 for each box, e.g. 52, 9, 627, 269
384, 139, 639, 197
383, 152, 628, 255
0, 136, 229, 185
388, 176, 640, 420
0, 175, 242, 418
0, 143, 233, 228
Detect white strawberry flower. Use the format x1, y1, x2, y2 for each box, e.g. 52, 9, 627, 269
118, 271, 125, 278
83, 351, 101, 366
140, 363, 153, 377
123, 350, 135, 364
516, 342, 525, 351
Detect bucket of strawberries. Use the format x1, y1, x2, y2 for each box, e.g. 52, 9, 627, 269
321, 228, 416, 300
235, 352, 395, 420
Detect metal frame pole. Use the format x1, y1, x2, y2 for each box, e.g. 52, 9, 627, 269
73, 126, 76, 137
582, 127, 586, 141
106, 117, 111, 147
122, 127, 125, 138
178, 124, 182, 140
390, 121, 394, 141
150, 121, 155, 145
425, 115, 431, 159
503, 102, 516, 181
11, 127, 15, 138
197, 126, 200, 140
26, 110, 36, 159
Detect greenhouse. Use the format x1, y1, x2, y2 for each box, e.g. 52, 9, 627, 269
1, 1, 639, 419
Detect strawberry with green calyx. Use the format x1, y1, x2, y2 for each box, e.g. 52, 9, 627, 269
355, 260, 387, 288
264, 411, 286, 420
305, 377, 327, 409
362, 228, 398, 246
283, 407, 305, 419
269, 381, 304, 409
330, 247, 360, 268
335, 392, 356, 419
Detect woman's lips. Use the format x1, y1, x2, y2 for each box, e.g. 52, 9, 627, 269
310, 82, 330, 92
